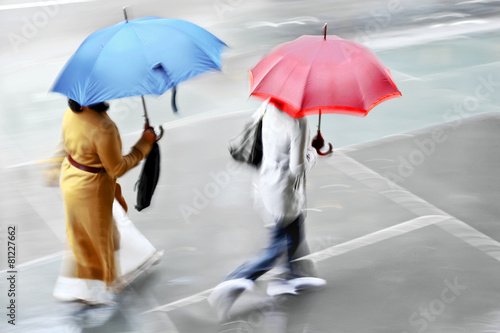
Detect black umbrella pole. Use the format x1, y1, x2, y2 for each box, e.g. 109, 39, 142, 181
318, 109, 322, 131
141, 96, 150, 127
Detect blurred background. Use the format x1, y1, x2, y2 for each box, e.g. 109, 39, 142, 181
1, 0, 500, 332
1, 0, 500, 166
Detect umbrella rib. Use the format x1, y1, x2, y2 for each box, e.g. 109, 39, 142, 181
127, 23, 156, 66
299, 40, 324, 111
80, 28, 122, 105
118, 23, 165, 100
173, 25, 224, 68
128, 20, 219, 94
82, 24, 154, 105
276, 53, 302, 101
338, 40, 366, 111
146, 20, 225, 70
253, 51, 300, 109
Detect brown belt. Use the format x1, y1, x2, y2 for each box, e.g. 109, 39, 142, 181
68, 155, 105, 174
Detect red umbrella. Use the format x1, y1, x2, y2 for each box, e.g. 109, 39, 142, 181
249, 25, 401, 155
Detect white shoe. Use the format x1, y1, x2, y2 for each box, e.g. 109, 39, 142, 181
208, 278, 254, 320
267, 277, 326, 296
266, 279, 298, 296
290, 277, 327, 292
53, 277, 116, 305
53, 276, 83, 302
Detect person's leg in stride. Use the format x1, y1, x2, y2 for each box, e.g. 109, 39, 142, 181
268, 214, 327, 296
208, 219, 289, 319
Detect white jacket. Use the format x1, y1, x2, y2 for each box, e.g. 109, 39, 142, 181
255, 100, 317, 224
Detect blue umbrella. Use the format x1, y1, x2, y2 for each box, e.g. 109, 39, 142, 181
51, 16, 226, 108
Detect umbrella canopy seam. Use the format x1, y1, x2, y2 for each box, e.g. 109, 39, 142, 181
300, 38, 329, 113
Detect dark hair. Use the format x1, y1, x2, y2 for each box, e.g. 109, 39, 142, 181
68, 99, 83, 112
68, 99, 109, 113
88, 102, 109, 112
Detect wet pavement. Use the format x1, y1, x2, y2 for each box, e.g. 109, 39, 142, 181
1, 0, 500, 332
3, 111, 500, 332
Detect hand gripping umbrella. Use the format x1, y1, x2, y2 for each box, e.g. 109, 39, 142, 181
249, 24, 401, 155
51, 9, 226, 210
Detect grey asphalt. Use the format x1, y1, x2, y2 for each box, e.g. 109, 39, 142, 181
3, 111, 500, 333
1, 0, 500, 332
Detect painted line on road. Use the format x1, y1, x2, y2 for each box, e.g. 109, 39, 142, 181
140, 215, 448, 315
327, 151, 500, 263
337, 113, 500, 154
130, 286, 181, 333
437, 218, 500, 262
0, 250, 64, 275
0, 0, 95, 11
141, 213, 500, 315
141, 151, 500, 315
302, 215, 450, 263
142, 288, 214, 314
326, 152, 449, 217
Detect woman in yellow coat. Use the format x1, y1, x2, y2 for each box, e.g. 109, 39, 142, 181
59, 99, 156, 303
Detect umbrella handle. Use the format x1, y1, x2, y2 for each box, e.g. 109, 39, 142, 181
155, 125, 164, 142
317, 142, 333, 156
312, 129, 333, 156
171, 86, 178, 113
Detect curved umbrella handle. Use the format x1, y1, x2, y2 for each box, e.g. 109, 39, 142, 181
312, 130, 333, 156
317, 142, 333, 156
155, 125, 164, 142
171, 86, 178, 113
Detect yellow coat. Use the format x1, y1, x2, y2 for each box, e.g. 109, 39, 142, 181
60, 108, 151, 285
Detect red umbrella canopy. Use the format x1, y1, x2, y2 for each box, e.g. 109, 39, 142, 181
249, 34, 401, 118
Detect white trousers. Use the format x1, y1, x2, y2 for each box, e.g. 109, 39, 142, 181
53, 200, 158, 302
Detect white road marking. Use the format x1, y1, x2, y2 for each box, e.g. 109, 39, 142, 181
142, 288, 214, 314
139, 151, 500, 314
138, 215, 450, 314
0, 0, 95, 11
0, 250, 64, 274
302, 215, 450, 263
437, 218, 500, 262
319, 184, 351, 189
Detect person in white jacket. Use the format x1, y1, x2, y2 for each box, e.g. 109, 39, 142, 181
209, 99, 326, 319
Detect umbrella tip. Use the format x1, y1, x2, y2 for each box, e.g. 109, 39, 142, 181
323, 23, 327, 40
123, 6, 129, 23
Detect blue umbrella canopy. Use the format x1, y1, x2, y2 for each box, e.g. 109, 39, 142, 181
52, 17, 226, 106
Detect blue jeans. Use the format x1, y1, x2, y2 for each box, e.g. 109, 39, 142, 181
225, 213, 310, 281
